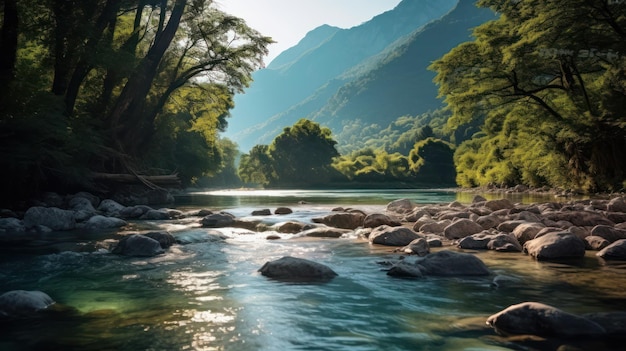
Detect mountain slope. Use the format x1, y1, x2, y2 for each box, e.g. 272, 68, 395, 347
225, 0, 459, 150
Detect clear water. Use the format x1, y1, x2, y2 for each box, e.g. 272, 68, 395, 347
1, 189, 623, 351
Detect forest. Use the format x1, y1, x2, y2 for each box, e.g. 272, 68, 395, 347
1, 0, 625, 208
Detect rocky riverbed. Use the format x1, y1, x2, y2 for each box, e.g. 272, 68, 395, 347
1, 190, 626, 350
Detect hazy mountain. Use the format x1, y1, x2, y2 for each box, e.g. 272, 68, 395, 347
225, 0, 494, 152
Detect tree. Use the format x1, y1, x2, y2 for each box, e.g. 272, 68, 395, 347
431, 0, 626, 191
238, 145, 274, 186
408, 137, 456, 185
269, 119, 341, 186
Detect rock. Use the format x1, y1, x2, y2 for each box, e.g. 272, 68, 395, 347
484, 198, 514, 211
0, 290, 55, 319
274, 207, 293, 215
512, 222, 546, 244
590, 225, 626, 243
476, 215, 503, 230
386, 199, 415, 214
113, 234, 164, 257
251, 209, 271, 216
201, 213, 235, 228
258, 256, 337, 282
232, 219, 263, 231
523, 232, 586, 260
398, 238, 430, 256
486, 302, 606, 337
443, 219, 483, 240
487, 233, 523, 252
583, 311, 626, 336
403, 208, 428, 222
0, 218, 26, 233
299, 227, 350, 238
363, 213, 401, 228
415, 250, 490, 276
426, 235, 443, 247
35, 192, 64, 208
312, 212, 365, 230
97, 199, 126, 217
79, 215, 127, 230
419, 219, 451, 234
119, 205, 153, 219
139, 209, 171, 220
544, 211, 614, 227
472, 195, 487, 203
369, 226, 422, 246
23, 206, 76, 231
607, 197, 626, 213
585, 236, 611, 250
438, 211, 471, 220
491, 275, 523, 288
497, 220, 527, 233
143, 231, 176, 248
458, 232, 492, 250
387, 261, 424, 278
272, 221, 310, 233
68, 196, 97, 222
69, 191, 100, 208
597, 239, 626, 260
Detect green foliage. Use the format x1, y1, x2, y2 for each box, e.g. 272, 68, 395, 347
408, 137, 456, 185
432, 0, 626, 192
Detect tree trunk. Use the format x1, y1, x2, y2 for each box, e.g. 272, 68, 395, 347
0, 0, 18, 86
108, 0, 187, 156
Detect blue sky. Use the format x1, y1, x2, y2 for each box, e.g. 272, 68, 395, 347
217, 0, 402, 64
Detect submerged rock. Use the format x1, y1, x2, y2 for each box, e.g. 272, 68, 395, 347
112, 234, 164, 257
23, 206, 76, 231
487, 302, 606, 337
0, 290, 55, 319
258, 256, 337, 282
369, 226, 422, 246
597, 239, 626, 260
415, 250, 490, 276
523, 232, 586, 260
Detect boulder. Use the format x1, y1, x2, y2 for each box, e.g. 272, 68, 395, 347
484, 198, 514, 211
272, 221, 310, 234
523, 232, 586, 260
69, 191, 100, 208
487, 233, 523, 252
585, 236, 611, 250
175, 230, 228, 244
369, 226, 422, 246
113, 234, 164, 257
23, 206, 76, 231
0, 218, 26, 233
201, 213, 235, 228
607, 197, 626, 213
458, 233, 493, 250
139, 209, 171, 220
143, 231, 176, 249
544, 211, 614, 227
590, 225, 626, 243
398, 238, 430, 256
251, 209, 271, 216
512, 222, 546, 244
597, 239, 626, 260
0, 290, 55, 319
386, 199, 415, 214
403, 208, 428, 222
258, 256, 337, 282
583, 311, 626, 336
387, 261, 424, 278
68, 196, 97, 222
79, 215, 127, 230
274, 207, 293, 215
363, 213, 401, 228
312, 212, 365, 230
486, 302, 605, 337
497, 220, 527, 233
97, 199, 126, 217
119, 205, 152, 219
299, 227, 350, 238
443, 219, 483, 240
476, 215, 502, 230
414, 250, 490, 276
419, 219, 451, 234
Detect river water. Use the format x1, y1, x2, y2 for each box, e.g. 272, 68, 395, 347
1, 189, 625, 350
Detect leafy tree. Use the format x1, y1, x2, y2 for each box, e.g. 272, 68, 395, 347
238, 145, 275, 186
408, 137, 456, 185
432, 0, 626, 191
269, 119, 341, 186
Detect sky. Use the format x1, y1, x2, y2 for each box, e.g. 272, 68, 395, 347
216, 0, 402, 65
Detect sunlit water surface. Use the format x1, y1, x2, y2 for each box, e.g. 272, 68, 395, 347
1, 189, 624, 351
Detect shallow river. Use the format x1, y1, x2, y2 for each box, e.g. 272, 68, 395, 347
1, 189, 625, 350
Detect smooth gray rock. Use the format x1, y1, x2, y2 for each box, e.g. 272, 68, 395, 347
298, 227, 350, 238
363, 213, 401, 228
419, 220, 451, 234
258, 256, 337, 282
79, 215, 127, 230
386, 199, 415, 214
113, 234, 164, 257
312, 212, 365, 230
590, 225, 626, 243
119, 205, 152, 219
0, 290, 55, 319
97, 199, 126, 217
585, 236, 610, 250
251, 209, 271, 216
607, 197, 626, 213
415, 250, 490, 276
139, 209, 171, 220
175, 230, 228, 244
484, 198, 514, 211
68, 196, 97, 222
274, 207, 293, 215
487, 233, 523, 252
143, 231, 176, 248
369, 226, 422, 246
597, 239, 626, 260
387, 261, 424, 278
23, 206, 76, 231
0, 218, 26, 233
398, 237, 430, 256
458, 233, 492, 250
443, 219, 483, 239
512, 222, 546, 244
487, 302, 606, 337
523, 232, 586, 260
201, 213, 235, 228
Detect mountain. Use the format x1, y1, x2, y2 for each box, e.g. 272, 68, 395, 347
225, 0, 495, 152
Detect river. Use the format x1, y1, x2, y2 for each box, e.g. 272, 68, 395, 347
1, 189, 624, 350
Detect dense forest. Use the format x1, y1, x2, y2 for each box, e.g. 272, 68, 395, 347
0, 0, 271, 206
2, 0, 625, 207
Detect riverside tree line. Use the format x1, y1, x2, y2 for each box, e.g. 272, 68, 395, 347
1, 0, 625, 207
